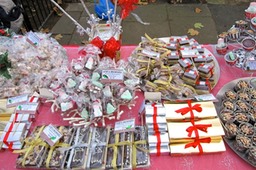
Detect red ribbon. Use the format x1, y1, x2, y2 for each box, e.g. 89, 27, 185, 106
186, 69, 197, 76
29, 96, 35, 103
3, 113, 18, 151
103, 37, 121, 59
176, 100, 214, 154
118, 0, 138, 19
154, 132, 161, 156
199, 64, 214, 77
186, 124, 212, 137
185, 137, 211, 154
205, 78, 212, 90
181, 59, 191, 67
175, 100, 202, 124
152, 103, 159, 133
90, 36, 104, 49
152, 103, 161, 156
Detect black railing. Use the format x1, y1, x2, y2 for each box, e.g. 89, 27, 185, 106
18, 0, 54, 31
16, 0, 82, 32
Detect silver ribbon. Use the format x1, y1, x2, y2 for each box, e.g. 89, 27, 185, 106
66, 127, 90, 169
131, 12, 150, 25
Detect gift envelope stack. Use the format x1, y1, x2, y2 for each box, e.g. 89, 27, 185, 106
164, 101, 226, 155
0, 94, 40, 150
145, 103, 170, 156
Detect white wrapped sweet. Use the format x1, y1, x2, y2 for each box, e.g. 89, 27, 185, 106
0, 32, 69, 98
47, 44, 139, 126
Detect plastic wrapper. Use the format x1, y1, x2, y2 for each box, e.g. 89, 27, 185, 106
0, 32, 69, 98
41, 126, 75, 169
87, 127, 110, 169
64, 127, 91, 169
106, 130, 132, 170
16, 126, 49, 168
46, 44, 139, 126
132, 126, 150, 168
127, 35, 219, 100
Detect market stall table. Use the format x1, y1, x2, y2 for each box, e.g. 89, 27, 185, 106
0, 44, 255, 170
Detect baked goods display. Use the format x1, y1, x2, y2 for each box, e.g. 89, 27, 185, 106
215, 77, 256, 167
127, 34, 220, 99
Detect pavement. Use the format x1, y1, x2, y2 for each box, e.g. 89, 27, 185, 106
44, 0, 252, 45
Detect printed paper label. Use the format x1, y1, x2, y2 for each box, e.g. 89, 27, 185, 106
41, 125, 62, 146
194, 94, 217, 101
114, 118, 135, 133
7, 94, 29, 107
101, 69, 124, 83
142, 49, 160, 58
16, 103, 39, 113
26, 32, 40, 46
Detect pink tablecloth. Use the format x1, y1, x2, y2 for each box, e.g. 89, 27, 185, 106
0, 44, 255, 170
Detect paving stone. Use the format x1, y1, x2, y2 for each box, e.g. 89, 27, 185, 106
208, 4, 249, 34
51, 34, 73, 45
169, 16, 218, 44
51, 11, 82, 34
122, 21, 171, 45
65, 3, 84, 11
167, 4, 212, 17
69, 33, 88, 45
46, 1, 251, 45
125, 4, 168, 22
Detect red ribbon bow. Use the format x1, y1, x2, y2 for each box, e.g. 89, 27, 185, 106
90, 36, 104, 49
118, 0, 138, 19
175, 100, 202, 117
186, 124, 212, 137
103, 37, 121, 59
185, 137, 211, 154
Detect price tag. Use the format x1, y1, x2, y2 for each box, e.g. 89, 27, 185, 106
194, 94, 217, 102
26, 32, 41, 46
101, 69, 124, 83
142, 49, 160, 58
15, 103, 39, 114
7, 94, 29, 108
114, 118, 135, 134
40, 125, 62, 146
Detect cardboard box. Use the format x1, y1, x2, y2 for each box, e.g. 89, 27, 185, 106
65, 127, 91, 169
145, 116, 167, 125
145, 104, 166, 116
164, 101, 218, 121
148, 133, 169, 145
86, 127, 109, 170
149, 144, 170, 156
167, 118, 225, 140
170, 137, 226, 155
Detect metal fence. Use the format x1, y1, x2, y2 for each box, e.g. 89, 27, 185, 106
19, 0, 54, 31
17, 0, 83, 31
